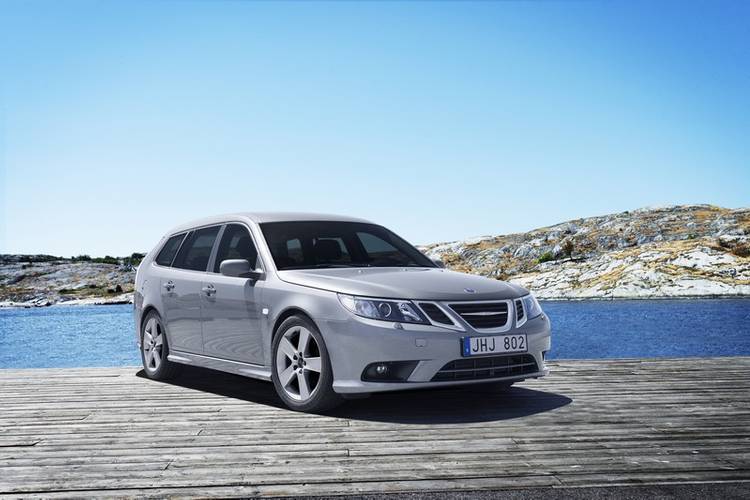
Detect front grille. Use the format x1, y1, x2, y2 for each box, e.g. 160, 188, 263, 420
515, 299, 524, 322
449, 302, 509, 329
419, 303, 453, 325
431, 354, 538, 382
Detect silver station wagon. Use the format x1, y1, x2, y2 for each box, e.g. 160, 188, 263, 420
134, 213, 551, 412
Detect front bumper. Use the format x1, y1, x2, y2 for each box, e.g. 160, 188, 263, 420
320, 312, 551, 394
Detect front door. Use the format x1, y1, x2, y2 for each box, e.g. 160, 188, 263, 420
201, 223, 265, 365
161, 225, 221, 354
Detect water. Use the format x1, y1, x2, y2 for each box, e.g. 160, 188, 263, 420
0, 305, 140, 368
542, 299, 750, 359
0, 300, 748, 368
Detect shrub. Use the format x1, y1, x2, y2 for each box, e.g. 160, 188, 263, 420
731, 243, 750, 258
92, 256, 120, 265
561, 239, 574, 258
126, 252, 146, 266
440, 252, 462, 266
717, 238, 750, 258
537, 252, 554, 264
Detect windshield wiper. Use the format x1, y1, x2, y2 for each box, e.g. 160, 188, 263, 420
283, 263, 376, 270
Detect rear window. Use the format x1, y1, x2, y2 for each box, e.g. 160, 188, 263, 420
155, 234, 185, 266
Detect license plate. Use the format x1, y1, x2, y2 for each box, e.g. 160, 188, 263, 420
461, 334, 527, 357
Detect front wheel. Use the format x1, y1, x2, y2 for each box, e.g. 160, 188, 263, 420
271, 315, 342, 413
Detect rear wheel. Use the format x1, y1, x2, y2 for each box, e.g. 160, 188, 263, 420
140, 311, 181, 380
272, 315, 342, 413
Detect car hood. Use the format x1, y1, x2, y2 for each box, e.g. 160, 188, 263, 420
276, 267, 528, 301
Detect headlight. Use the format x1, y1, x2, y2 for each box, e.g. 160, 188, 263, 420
522, 293, 543, 319
338, 294, 428, 324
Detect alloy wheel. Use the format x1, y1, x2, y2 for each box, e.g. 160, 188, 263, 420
142, 317, 164, 373
275, 326, 322, 401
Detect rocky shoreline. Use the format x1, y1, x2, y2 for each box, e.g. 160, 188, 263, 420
422, 205, 750, 300
0, 294, 134, 309
2, 205, 748, 307
6, 293, 749, 309
0, 255, 138, 308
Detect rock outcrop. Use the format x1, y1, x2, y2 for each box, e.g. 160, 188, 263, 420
2, 205, 748, 306
421, 205, 750, 299
0, 256, 136, 307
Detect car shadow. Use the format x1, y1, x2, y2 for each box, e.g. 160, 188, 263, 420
136, 365, 287, 409
331, 385, 572, 424
137, 365, 571, 424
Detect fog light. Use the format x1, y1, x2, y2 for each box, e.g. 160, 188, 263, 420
362, 361, 419, 382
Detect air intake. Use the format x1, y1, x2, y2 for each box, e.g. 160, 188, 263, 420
431, 354, 537, 381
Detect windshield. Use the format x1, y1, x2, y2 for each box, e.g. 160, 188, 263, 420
260, 221, 436, 270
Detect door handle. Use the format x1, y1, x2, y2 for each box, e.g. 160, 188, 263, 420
202, 284, 216, 296
163, 281, 175, 292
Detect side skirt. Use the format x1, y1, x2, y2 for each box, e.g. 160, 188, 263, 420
168, 350, 272, 381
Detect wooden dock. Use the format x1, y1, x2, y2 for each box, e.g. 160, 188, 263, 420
1, 357, 750, 498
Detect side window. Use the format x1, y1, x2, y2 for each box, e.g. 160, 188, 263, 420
172, 226, 220, 272
213, 224, 259, 273
155, 234, 185, 267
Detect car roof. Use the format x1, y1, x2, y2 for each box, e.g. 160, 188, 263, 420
164, 212, 373, 235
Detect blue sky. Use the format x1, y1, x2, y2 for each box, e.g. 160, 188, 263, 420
1, 0, 748, 256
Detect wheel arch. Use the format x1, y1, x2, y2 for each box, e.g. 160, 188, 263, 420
140, 305, 160, 327
139, 305, 164, 344
271, 307, 318, 340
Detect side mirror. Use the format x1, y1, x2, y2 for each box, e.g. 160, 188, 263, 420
432, 258, 446, 269
219, 259, 264, 280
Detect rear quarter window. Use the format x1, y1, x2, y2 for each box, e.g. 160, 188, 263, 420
155, 234, 185, 266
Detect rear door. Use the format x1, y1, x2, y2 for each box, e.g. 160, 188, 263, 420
161, 226, 221, 354
200, 223, 265, 365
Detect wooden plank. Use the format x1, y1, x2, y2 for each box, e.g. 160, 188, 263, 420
0, 357, 749, 498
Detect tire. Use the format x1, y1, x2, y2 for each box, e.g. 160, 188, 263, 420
140, 310, 181, 380
271, 315, 342, 413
